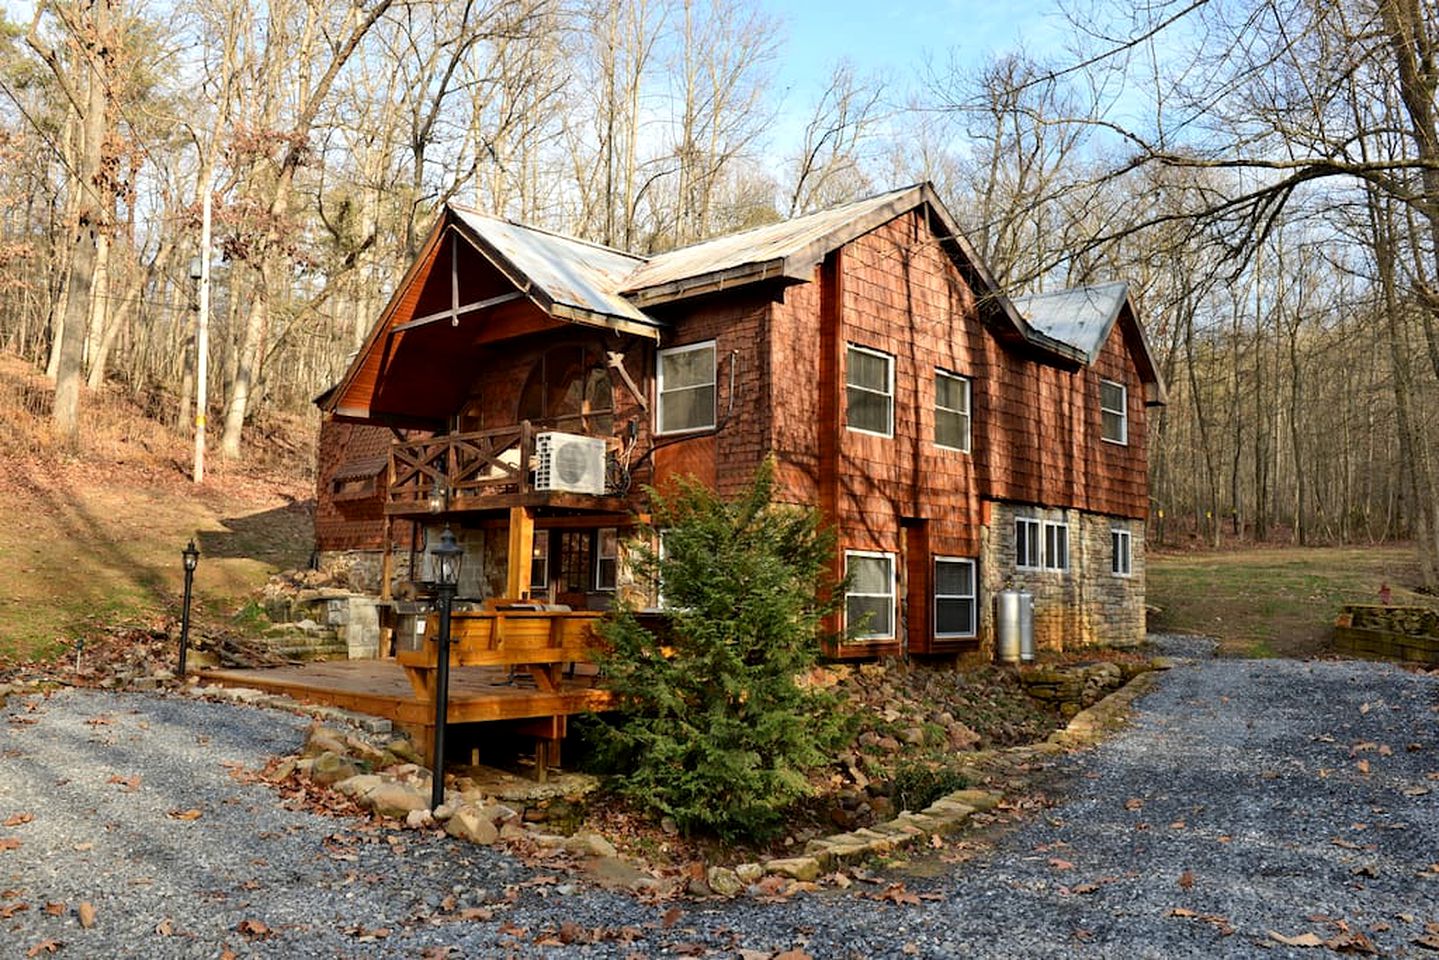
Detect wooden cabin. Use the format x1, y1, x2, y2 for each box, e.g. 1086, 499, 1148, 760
316, 183, 1165, 660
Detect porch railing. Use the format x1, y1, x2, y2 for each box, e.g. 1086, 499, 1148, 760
387, 421, 617, 510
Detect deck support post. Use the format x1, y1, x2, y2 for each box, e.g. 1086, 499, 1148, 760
506, 506, 534, 599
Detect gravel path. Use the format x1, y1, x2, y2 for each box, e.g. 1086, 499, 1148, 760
3, 643, 1437, 959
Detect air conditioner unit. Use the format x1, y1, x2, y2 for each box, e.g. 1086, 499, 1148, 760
534, 431, 607, 495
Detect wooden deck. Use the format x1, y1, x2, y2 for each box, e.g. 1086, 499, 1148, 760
198, 660, 613, 729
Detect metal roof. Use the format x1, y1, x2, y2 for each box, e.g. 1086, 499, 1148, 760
622, 185, 923, 302
1010, 281, 1131, 363
447, 205, 655, 329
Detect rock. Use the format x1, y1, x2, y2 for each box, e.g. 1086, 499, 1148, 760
304, 725, 350, 759
433, 803, 456, 821
478, 803, 519, 825
876, 736, 902, 753
660, 817, 679, 836
334, 774, 382, 799
405, 808, 435, 830
499, 823, 528, 842
386, 738, 424, 765
270, 759, 298, 781
947, 722, 982, 751
900, 726, 926, 746
311, 752, 362, 786
735, 862, 764, 884
445, 806, 499, 845
707, 867, 743, 897
366, 781, 429, 819
342, 735, 388, 767
765, 857, 821, 882
564, 831, 618, 859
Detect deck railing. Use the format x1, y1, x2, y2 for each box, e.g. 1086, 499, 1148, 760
388, 423, 531, 510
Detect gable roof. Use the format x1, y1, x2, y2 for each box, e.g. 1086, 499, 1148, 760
1011, 280, 1167, 404
448, 205, 655, 332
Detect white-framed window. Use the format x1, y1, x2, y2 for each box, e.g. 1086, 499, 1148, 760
1015, 517, 1042, 570
846, 344, 894, 437
845, 550, 895, 639
1044, 521, 1069, 571
1112, 528, 1133, 577
1100, 379, 1128, 445
595, 527, 618, 590
935, 370, 971, 453
657, 341, 717, 435
934, 557, 977, 638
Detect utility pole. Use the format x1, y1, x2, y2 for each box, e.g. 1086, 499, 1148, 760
193, 165, 212, 484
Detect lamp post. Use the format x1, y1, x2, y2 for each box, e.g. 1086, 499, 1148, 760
429, 526, 463, 811
178, 540, 200, 675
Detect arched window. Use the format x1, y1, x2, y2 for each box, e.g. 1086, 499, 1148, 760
517, 344, 614, 435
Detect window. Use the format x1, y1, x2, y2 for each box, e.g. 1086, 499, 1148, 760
595, 528, 618, 590
530, 532, 550, 591
845, 551, 895, 639
657, 341, 716, 435
1112, 529, 1132, 577
846, 344, 894, 436
935, 371, 971, 452
518, 344, 614, 434
1015, 517, 1041, 570
934, 558, 977, 638
1044, 522, 1069, 571
1101, 379, 1128, 445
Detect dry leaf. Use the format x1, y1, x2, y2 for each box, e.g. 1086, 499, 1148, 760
1360, 703, 1372, 715
77, 901, 96, 928
1178, 870, 1194, 889
1124, 797, 1144, 810
26, 941, 61, 957
0, 902, 29, 919
1049, 858, 1075, 870
236, 919, 271, 941
661, 906, 683, 929
43, 901, 64, 916
1269, 930, 1324, 947
1414, 934, 1439, 950
155, 918, 174, 936
167, 809, 202, 821
1357, 759, 1371, 776
774, 951, 814, 960
4, 813, 33, 827
0, 837, 21, 851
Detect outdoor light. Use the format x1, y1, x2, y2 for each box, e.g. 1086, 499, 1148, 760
188, 256, 203, 281
178, 539, 200, 675
428, 526, 463, 810
428, 479, 448, 514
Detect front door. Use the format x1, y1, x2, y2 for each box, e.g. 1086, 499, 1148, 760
553, 530, 593, 609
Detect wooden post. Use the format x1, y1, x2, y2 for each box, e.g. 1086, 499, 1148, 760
506, 506, 534, 599
380, 516, 395, 601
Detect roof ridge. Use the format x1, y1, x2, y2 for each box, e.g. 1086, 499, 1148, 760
446, 201, 648, 262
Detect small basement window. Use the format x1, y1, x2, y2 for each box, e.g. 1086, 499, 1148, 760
1112, 528, 1132, 577
935, 370, 971, 452
845, 551, 895, 639
846, 344, 894, 437
1044, 521, 1069, 571
1015, 517, 1041, 570
934, 557, 977, 638
1101, 379, 1128, 445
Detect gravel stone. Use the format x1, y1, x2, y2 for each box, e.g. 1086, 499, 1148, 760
4, 643, 1438, 957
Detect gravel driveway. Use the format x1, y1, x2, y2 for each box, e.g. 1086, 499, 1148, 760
3, 640, 1438, 958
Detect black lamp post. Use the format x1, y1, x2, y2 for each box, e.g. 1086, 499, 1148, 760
429, 526, 463, 811
178, 539, 200, 675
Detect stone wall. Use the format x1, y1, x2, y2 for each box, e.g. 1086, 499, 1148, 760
979, 500, 1145, 656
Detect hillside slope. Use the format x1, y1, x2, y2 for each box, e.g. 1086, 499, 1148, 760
0, 353, 317, 658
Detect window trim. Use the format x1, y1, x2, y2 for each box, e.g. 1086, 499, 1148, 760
934, 556, 978, 639
595, 527, 618, 591
845, 343, 895, 438
1100, 378, 1128, 446
844, 549, 896, 640
656, 340, 717, 437
934, 369, 972, 453
1015, 517, 1042, 571
1043, 521, 1070, 572
1111, 528, 1133, 577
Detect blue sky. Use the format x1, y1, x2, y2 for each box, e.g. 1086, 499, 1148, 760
770, 0, 1072, 99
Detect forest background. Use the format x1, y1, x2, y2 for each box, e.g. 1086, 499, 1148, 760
1, 0, 1437, 591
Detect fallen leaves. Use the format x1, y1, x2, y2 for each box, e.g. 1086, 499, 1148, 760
77, 901, 96, 928
1, 901, 30, 919
0, 837, 21, 852
1167, 907, 1234, 936
105, 774, 140, 793
235, 918, 272, 941
166, 808, 203, 821
25, 940, 62, 957
1270, 930, 1325, 947
1177, 869, 1195, 890
4, 813, 34, 827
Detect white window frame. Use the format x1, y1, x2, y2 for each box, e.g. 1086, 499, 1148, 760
530, 531, 550, 593
934, 369, 971, 453
656, 340, 717, 436
844, 550, 896, 640
1112, 528, 1133, 577
1015, 517, 1042, 571
1100, 378, 1128, 445
934, 556, 977, 638
845, 344, 894, 438
1043, 521, 1069, 572
595, 527, 618, 591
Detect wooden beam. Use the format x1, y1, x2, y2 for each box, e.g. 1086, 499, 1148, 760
506, 505, 535, 599
391, 291, 526, 333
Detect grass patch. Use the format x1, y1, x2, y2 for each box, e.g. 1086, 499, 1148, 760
1148, 544, 1437, 658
